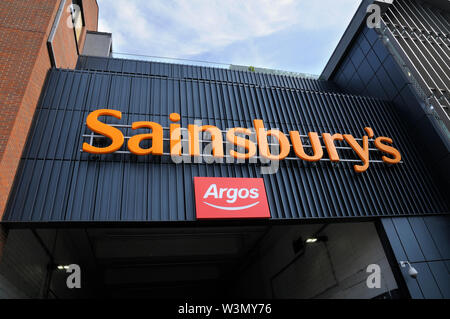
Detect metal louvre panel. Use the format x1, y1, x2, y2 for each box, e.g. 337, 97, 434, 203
76, 56, 340, 93
383, 0, 450, 119
3, 66, 449, 222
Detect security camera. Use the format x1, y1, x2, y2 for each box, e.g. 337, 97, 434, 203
408, 266, 418, 279
400, 261, 418, 279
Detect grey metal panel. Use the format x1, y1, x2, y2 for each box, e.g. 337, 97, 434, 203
403, 270, 424, 298
412, 262, 444, 298
106, 58, 123, 73
84, 56, 109, 70
94, 161, 123, 221
76, 56, 340, 93
392, 218, 425, 262
121, 162, 149, 221
424, 216, 450, 259
381, 216, 450, 299
82, 32, 112, 58
65, 160, 98, 221
85, 72, 111, 111
408, 217, 442, 260
428, 261, 450, 298
382, 219, 404, 260
24, 109, 85, 160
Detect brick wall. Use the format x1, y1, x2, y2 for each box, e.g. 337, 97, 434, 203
0, 0, 98, 219
51, 0, 98, 68
82, 0, 99, 33
51, 0, 80, 68
78, 0, 99, 53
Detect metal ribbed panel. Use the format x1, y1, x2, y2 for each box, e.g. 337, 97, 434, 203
383, 0, 450, 120
381, 216, 450, 299
76, 56, 339, 93
3, 67, 449, 222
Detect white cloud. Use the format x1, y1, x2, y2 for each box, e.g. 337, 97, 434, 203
97, 0, 361, 66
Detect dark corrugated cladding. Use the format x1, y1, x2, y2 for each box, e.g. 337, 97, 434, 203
3, 57, 449, 222
75, 55, 340, 93
381, 216, 450, 298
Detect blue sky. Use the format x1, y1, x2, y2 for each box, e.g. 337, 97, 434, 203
97, 0, 362, 75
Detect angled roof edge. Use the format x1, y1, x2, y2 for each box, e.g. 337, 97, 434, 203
319, 0, 374, 80
319, 0, 392, 81
319, 0, 447, 81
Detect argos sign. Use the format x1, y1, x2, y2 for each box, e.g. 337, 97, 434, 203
194, 177, 270, 219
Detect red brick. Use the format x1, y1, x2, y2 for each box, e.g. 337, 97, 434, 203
0, 0, 98, 219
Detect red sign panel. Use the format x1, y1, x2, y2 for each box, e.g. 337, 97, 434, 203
194, 177, 271, 219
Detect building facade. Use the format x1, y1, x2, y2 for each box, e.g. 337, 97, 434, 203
0, 0, 448, 298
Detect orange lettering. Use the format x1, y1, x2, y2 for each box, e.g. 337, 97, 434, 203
82, 109, 124, 154
170, 113, 182, 156
289, 131, 323, 161
343, 134, 370, 173
322, 133, 344, 162
188, 124, 224, 158
127, 121, 163, 155
253, 119, 290, 161
226, 128, 257, 159
82, 110, 402, 171
375, 137, 401, 164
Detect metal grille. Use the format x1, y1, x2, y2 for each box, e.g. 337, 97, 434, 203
382, 0, 450, 134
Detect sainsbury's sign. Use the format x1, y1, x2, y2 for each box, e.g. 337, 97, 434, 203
193, 177, 270, 219
82, 109, 402, 173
